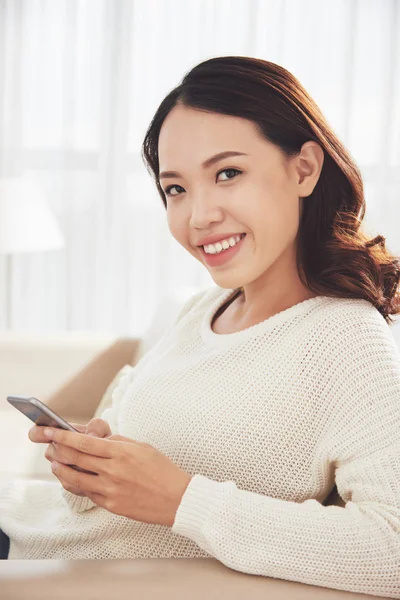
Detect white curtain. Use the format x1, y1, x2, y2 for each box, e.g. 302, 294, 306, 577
0, 0, 399, 336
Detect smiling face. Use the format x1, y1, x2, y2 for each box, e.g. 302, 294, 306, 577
158, 103, 323, 306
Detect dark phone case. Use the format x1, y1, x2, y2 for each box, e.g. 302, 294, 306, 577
7, 395, 78, 431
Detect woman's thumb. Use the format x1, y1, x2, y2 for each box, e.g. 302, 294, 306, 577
85, 418, 111, 438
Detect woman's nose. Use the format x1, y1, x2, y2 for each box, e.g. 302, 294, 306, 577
189, 195, 224, 228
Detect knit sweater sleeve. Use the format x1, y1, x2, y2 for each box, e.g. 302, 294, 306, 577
171, 313, 400, 598
60, 287, 208, 514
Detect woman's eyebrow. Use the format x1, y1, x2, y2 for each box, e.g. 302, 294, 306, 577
159, 150, 248, 180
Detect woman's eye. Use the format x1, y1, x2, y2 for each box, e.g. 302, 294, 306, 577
216, 168, 242, 182
164, 184, 184, 197
163, 168, 242, 197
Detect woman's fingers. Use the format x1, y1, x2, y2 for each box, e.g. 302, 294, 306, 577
45, 442, 87, 496
28, 421, 112, 443
44, 441, 66, 464
28, 422, 86, 443
28, 425, 52, 443
28, 422, 91, 498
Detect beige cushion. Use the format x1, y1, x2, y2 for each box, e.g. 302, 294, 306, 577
93, 364, 133, 420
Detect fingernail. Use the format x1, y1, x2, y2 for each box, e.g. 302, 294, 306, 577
44, 428, 54, 439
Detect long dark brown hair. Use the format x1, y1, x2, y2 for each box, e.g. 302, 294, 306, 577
142, 56, 400, 325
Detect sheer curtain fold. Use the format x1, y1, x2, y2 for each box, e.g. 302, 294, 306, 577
0, 0, 399, 335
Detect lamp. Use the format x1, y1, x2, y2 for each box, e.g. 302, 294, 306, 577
0, 177, 65, 330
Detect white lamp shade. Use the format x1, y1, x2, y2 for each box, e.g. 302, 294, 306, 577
0, 177, 64, 254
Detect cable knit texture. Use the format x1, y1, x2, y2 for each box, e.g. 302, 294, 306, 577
1, 286, 399, 598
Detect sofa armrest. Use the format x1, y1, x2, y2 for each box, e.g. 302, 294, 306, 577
44, 338, 142, 424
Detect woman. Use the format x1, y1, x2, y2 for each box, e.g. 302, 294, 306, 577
1, 56, 399, 598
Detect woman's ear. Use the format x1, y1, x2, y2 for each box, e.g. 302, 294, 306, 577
295, 141, 324, 197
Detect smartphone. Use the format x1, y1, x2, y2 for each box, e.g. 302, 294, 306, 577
7, 395, 97, 475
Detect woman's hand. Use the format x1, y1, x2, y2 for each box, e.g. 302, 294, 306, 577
40, 427, 193, 527
29, 418, 112, 496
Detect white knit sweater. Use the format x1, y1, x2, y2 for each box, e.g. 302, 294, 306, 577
1, 286, 399, 598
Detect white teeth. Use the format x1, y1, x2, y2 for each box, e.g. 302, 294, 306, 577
204, 234, 244, 254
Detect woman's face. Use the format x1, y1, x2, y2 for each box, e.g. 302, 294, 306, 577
158, 103, 323, 295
